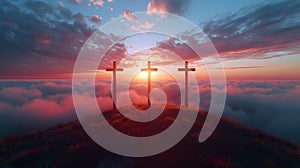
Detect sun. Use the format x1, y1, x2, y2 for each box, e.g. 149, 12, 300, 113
138, 71, 148, 80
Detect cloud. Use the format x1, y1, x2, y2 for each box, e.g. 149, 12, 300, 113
153, 37, 199, 61
202, 1, 300, 60
98, 43, 129, 69
188, 80, 300, 144
67, 0, 83, 4
123, 10, 139, 23
25, 1, 54, 19
222, 81, 300, 144
147, 0, 191, 15
36, 37, 52, 46
127, 80, 181, 106
0, 80, 76, 137
59, 1, 64, 7
0, 80, 115, 137
21, 95, 73, 118
0, 86, 42, 104
118, 36, 199, 68
92, 0, 105, 7
90, 15, 103, 25
212, 65, 271, 70
0, 79, 300, 144
130, 21, 154, 31
0, 0, 95, 77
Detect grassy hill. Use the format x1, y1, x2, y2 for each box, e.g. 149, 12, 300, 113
0, 106, 299, 168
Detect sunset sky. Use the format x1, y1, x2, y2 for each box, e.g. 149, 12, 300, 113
0, 0, 300, 145
0, 0, 299, 79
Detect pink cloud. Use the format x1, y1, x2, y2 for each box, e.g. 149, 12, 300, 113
147, 0, 169, 13
130, 21, 154, 31
123, 10, 139, 23
42, 81, 71, 90
22, 98, 65, 117
21, 94, 74, 118
37, 38, 52, 46
147, 0, 190, 15
0, 87, 42, 102
92, 0, 105, 7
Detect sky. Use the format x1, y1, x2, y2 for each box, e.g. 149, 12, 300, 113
0, 0, 299, 79
0, 0, 300, 144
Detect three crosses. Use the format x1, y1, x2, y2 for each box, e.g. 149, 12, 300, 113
105, 60, 195, 110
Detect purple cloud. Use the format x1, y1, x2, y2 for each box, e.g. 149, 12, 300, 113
202, 1, 300, 60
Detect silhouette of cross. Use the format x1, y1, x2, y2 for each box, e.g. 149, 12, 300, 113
106, 60, 123, 110
141, 61, 158, 106
178, 61, 196, 106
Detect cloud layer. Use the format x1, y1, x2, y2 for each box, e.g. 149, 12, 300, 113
0, 80, 76, 137
0, 80, 300, 144
223, 81, 300, 143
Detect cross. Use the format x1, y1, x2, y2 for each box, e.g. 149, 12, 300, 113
106, 60, 123, 110
141, 61, 158, 106
178, 61, 196, 107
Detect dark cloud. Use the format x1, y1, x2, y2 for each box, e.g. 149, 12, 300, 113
202, 1, 300, 60
147, 0, 192, 15
0, 0, 95, 77
90, 15, 102, 25
25, 1, 54, 19
57, 7, 74, 20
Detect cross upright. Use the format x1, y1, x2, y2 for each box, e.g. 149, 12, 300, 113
106, 60, 123, 110
141, 61, 158, 106
178, 61, 196, 107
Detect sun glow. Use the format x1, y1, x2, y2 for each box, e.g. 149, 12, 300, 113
138, 71, 148, 80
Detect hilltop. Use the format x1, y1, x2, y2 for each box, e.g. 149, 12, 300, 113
0, 106, 299, 168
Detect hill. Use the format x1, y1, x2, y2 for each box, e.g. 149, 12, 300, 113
0, 106, 300, 168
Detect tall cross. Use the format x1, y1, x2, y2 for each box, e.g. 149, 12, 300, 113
141, 61, 158, 106
178, 61, 196, 107
106, 60, 123, 110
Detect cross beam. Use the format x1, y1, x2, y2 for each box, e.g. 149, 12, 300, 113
106, 60, 123, 110
141, 61, 158, 106
178, 61, 196, 106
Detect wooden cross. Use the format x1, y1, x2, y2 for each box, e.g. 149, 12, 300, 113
178, 61, 196, 107
106, 60, 123, 110
141, 61, 158, 106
